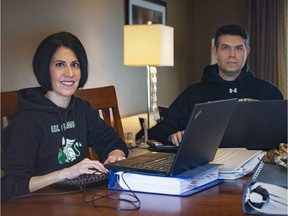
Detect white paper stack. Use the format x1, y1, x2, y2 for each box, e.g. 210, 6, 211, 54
211, 148, 265, 180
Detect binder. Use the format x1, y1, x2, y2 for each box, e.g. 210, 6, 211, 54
108, 164, 224, 197
242, 162, 288, 215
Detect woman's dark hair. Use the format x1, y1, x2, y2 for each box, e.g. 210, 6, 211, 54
214, 24, 249, 49
33, 32, 88, 90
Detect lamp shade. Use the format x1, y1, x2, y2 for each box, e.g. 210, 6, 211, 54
124, 24, 174, 66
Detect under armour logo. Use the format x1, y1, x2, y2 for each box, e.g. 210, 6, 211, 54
229, 88, 237, 93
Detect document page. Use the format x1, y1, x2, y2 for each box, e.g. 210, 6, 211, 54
211, 148, 265, 179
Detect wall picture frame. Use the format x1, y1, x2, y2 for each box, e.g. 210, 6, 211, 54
125, 0, 167, 25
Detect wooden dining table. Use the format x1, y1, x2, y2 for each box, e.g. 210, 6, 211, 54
1, 174, 252, 216
1, 145, 258, 216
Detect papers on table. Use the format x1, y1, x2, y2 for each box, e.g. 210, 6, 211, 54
211, 148, 265, 179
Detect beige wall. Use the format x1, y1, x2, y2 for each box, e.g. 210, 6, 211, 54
1, 0, 248, 116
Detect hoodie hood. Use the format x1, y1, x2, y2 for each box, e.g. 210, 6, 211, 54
202, 63, 255, 85
14, 87, 75, 117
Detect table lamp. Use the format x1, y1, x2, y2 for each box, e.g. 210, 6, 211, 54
124, 24, 174, 132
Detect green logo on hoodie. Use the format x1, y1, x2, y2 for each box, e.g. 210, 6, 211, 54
57, 137, 82, 164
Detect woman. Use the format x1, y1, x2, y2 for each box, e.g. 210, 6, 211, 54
1, 32, 128, 202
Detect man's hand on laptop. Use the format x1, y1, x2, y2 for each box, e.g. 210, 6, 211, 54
169, 130, 185, 146
104, 149, 126, 164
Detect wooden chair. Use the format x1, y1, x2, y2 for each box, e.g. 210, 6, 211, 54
75, 86, 125, 159
1, 86, 125, 160
1, 90, 19, 129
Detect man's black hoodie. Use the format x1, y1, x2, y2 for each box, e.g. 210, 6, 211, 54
148, 63, 283, 144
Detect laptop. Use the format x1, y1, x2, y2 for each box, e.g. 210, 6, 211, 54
105, 99, 237, 176
220, 100, 287, 150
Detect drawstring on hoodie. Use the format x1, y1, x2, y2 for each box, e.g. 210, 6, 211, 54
57, 109, 67, 164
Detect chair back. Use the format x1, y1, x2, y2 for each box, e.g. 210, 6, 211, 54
75, 86, 125, 159
1, 86, 125, 160
1, 90, 18, 129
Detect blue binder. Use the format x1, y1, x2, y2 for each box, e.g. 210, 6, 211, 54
108, 164, 224, 197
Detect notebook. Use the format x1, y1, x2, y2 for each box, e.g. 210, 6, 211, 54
220, 100, 287, 150
105, 99, 236, 176
242, 162, 287, 215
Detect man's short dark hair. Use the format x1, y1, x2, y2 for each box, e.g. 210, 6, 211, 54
214, 24, 249, 48
33, 32, 88, 91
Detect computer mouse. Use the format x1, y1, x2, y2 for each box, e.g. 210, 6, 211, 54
147, 140, 163, 147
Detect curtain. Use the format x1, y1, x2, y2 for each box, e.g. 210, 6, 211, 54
248, 0, 287, 99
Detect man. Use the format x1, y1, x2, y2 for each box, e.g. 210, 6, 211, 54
148, 24, 283, 146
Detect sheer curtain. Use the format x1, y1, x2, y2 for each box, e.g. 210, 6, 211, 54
248, 0, 287, 99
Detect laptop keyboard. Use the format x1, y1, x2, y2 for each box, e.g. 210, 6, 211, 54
133, 154, 175, 172
51, 173, 109, 190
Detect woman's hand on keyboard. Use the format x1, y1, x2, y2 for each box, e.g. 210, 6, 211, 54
60, 158, 108, 180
